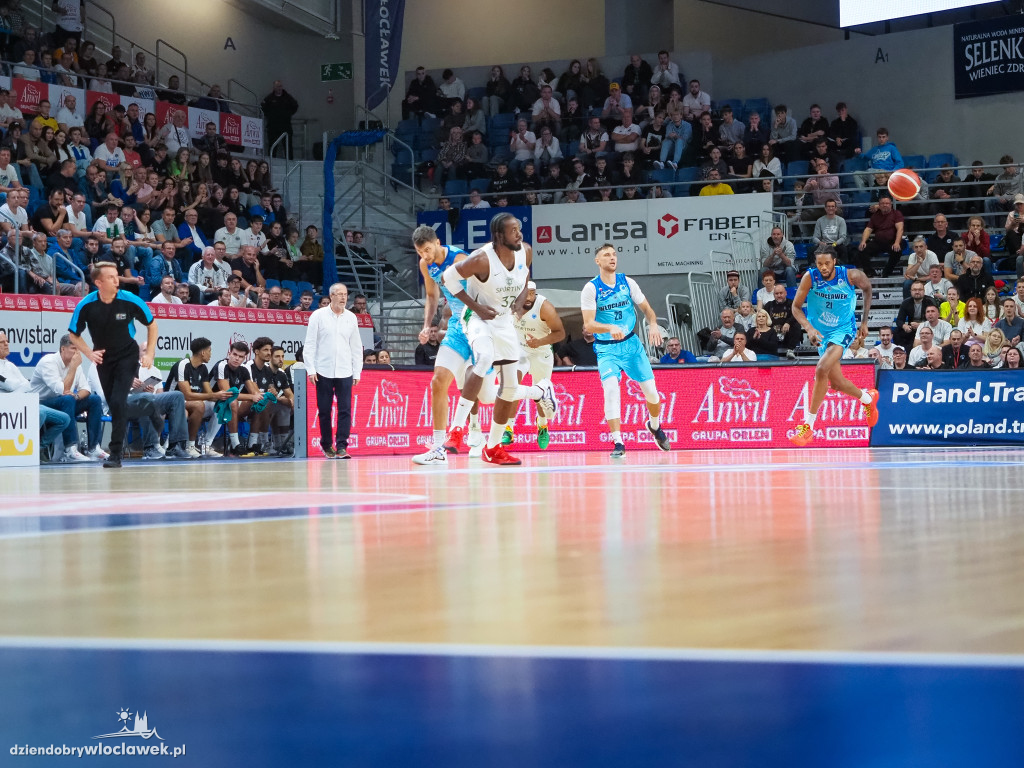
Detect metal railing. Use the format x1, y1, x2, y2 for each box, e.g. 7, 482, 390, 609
269, 133, 305, 223
53, 251, 86, 291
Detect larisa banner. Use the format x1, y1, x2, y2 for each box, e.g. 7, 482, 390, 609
531, 194, 765, 279
954, 15, 1024, 99
306, 363, 875, 456
871, 369, 1024, 446
364, 0, 406, 112
0, 295, 307, 373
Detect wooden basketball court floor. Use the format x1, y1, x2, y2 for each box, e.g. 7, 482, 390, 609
2, 448, 1024, 765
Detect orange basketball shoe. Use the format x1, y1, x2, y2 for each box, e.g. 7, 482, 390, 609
863, 389, 880, 428
789, 423, 814, 447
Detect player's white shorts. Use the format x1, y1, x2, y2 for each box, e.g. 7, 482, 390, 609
202, 401, 216, 420
464, 313, 520, 365
517, 347, 554, 383
434, 343, 500, 404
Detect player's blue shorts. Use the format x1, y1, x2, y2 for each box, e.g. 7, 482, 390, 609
814, 320, 857, 357
596, 334, 654, 383
441, 323, 473, 362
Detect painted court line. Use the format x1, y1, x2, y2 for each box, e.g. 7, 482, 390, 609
1, 635, 1023, 669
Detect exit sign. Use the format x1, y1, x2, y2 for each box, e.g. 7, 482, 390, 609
320, 62, 352, 81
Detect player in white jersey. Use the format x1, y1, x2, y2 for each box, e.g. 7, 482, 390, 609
503, 281, 566, 449
442, 213, 558, 466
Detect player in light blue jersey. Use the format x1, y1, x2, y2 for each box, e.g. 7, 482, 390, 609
410, 225, 497, 465
581, 243, 670, 457
790, 245, 879, 447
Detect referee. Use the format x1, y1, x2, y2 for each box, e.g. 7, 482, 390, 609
69, 262, 158, 468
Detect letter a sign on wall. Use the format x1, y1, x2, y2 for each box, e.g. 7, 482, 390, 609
364, 0, 406, 111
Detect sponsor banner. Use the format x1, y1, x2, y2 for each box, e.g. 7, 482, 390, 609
48, 84, 87, 124
10, 77, 47, 113
954, 15, 1024, 99
220, 112, 242, 145
1, 296, 307, 372
240, 115, 265, 150
0, 391, 40, 467
530, 195, 765, 278
306, 363, 876, 456
364, 0, 407, 112
155, 100, 188, 129
86, 89, 120, 115
416, 206, 533, 254
188, 107, 220, 140
871, 369, 1024, 446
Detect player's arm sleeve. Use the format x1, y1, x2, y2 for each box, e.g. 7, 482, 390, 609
126, 292, 155, 324
580, 282, 596, 311
68, 294, 91, 336
625, 276, 647, 305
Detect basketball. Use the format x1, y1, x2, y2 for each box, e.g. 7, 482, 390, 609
887, 169, 922, 201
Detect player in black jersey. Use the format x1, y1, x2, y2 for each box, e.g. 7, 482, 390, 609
242, 337, 278, 456
212, 341, 261, 457
269, 345, 295, 455
68, 262, 157, 468
164, 336, 233, 456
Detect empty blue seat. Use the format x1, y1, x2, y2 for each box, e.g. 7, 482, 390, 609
647, 168, 676, 186
671, 166, 701, 197
467, 178, 490, 194
444, 179, 468, 198
901, 155, 926, 171
742, 98, 771, 120
281, 280, 298, 295
927, 152, 958, 169
296, 281, 315, 296
488, 113, 515, 136
265, 279, 281, 290
419, 117, 442, 136
466, 86, 486, 103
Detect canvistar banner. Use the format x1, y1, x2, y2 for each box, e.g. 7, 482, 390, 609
306, 363, 876, 455
416, 196, 764, 279
953, 14, 1024, 99
871, 369, 1024, 446
0, 295, 307, 372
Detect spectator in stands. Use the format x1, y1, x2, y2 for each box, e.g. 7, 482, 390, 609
753, 143, 781, 179
940, 286, 965, 323
927, 213, 956, 259
578, 116, 608, 167
797, 105, 829, 158
893, 280, 935, 349
656, 110, 690, 171
637, 85, 664, 129
718, 330, 756, 363
0, 330, 72, 462
754, 271, 776, 308
699, 168, 732, 196
149, 274, 181, 305
510, 65, 540, 113
560, 96, 586, 146
650, 50, 681, 91
942, 236, 978, 285
437, 69, 465, 112
1001, 196, 1024, 276
800, 157, 841, 237
963, 340, 989, 368
957, 253, 995, 301
875, 327, 897, 364
658, 337, 695, 364
902, 236, 940, 298
984, 155, 1023, 227
962, 215, 992, 272
508, 119, 536, 176
717, 106, 744, 149
463, 188, 489, 210
146, 240, 184, 295
813, 199, 848, 262
681, 79, 710, 124
994, 298, 1024, 346
760, 226, 798, 287
188, 245, 228, 302
961, 161, 995, 218
693, 112, 717, 160
891, 346, 909, 369
942, 329, 969, 368
29, 334, 104, 462
922, 264, 952, 305
857, 195, 904, 277
601, 83, 632, 127
982, 284, 1001, 322
958, 296, 991, 342
764, 282, 802, 359
415, 326, 440, 366
860, 127, 904, 187
557, 60, 585, 103
531, 85, 561, 135
436, 126, 469, 187
718, 269, 751, 311
744, 310, 778, 358
23, 231, 80, 295
915, 345, 947, 370
909, 326, 939, 365
744, 112, 769, 157
533, 127, 561, 178
828, 102, 860, 159
703, 308, 736, 358
808, 137, 840, 176
734, 300, 756, 332
982, 328, 1006, 367
540, 163, 565, 204
728, 142, 754, 190
1013, 279, 1024, 315
914, 304, 953, 347
231, 244, 265, 301
929, 165, 961, 221
768, 105, 797, 163
483, 65, 511, 117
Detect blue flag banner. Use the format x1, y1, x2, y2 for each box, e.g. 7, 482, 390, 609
871, 369, 1024, 446
364, 0, 406, 112
953, 15, 1024, 99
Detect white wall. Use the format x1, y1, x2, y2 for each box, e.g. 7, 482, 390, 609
715, 24, 1018, 164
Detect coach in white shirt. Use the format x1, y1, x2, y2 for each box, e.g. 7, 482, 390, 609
303, 283, 362, 459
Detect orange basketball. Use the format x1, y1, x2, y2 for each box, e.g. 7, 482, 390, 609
887, 169, 921, 201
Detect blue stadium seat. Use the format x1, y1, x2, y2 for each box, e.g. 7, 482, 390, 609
395, 119, 418, 140
671, 166, 701, 197
444, 180, 469, 198
296, 281, 314, 296
785, 160, 810, 178
901, 155, 926, 171
793, 242, 810, 263
488, 113, 515, 137
840, 156, 870, 173
419, 148, 437, 164
647, 168, 676, 187
990, 233, 1004, 252
715, 98, 742, 116
281, 280, 298, 295
265, 279, 281, 290
466, 86, 486, 103
467, 178, 490, 194
925, 153, 960, 182
742, 98, 771, 121
419, 117, 442, 137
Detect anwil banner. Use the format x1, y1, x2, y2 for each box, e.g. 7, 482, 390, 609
0, 295, 307, 373
0, 76, 264, 149
953, 15, 1024, 99
306, 364, 876, 455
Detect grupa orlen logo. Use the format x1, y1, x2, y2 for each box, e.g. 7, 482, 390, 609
657, 213, 679, 239
536, 226, 553, 243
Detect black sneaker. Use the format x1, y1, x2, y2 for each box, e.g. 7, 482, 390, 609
647, 421, 671, 452
610, 443, 626, 458
103, 454, 122, 469
250, 444, 267, 457
230, 444, 254, 458
323, 446, 337, 459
